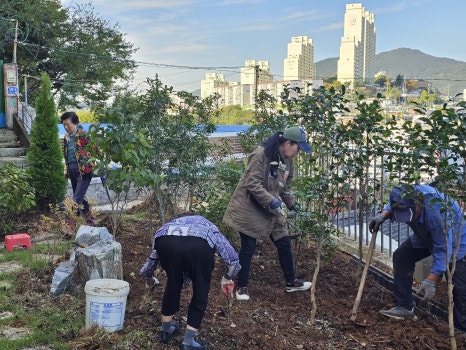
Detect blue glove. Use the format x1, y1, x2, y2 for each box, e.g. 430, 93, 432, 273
270, 198, 282, 214
416, 279, 435, 300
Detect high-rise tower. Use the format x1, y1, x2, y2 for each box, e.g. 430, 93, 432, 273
337, 3, 376, 86
283, 36, 316, 81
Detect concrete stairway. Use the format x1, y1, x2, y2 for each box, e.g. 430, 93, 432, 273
0, 129, 27, 168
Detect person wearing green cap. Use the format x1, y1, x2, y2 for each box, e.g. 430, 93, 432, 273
223, 126, 312, 300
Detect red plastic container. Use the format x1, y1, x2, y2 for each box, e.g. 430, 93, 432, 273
5, 233, 31, 252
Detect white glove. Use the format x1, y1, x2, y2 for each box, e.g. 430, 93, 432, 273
145, 276, 160, 291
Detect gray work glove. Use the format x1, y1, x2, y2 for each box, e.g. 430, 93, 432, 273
369, 214, 385, 233
416, 279, 435, 300
287, 202, 300, 219
270, 198, 282, 214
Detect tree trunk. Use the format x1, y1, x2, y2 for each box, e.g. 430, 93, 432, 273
310, 239, 322, 323
447, 269, 457, 350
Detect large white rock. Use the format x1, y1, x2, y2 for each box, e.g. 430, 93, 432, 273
50, 225, 123, 296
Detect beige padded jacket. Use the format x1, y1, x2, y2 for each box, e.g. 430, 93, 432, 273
223, 146, 295, 240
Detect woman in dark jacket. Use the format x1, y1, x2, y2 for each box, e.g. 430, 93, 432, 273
223, 126, 312, 300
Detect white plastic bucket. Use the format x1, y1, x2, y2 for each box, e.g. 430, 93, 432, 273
85, 278, 130, 332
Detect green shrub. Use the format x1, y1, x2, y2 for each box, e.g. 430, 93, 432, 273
193, 160, 244, 242
26, 72, 67, 209
0, 163, 35, 235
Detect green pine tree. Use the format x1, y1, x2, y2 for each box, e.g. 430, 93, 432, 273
26, 72, 67, 209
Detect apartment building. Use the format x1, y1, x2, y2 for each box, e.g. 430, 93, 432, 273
240, 60, 273, 85
214, 83, 251, 106
283, 36, 316, 81
200, 39, 322, 107
337, 3, 376, 87
207, 78, 323, 107
200, 73, 228, 99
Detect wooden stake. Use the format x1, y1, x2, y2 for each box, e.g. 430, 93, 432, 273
350, 230, 378, 322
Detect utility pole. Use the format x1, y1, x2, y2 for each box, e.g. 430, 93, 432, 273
0, 60, 5, 128
4, 19, 19, 130
254, 65, 259, 106
13, 19, 18, 64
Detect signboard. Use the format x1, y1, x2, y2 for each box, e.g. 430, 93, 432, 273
7, 86, 18, 95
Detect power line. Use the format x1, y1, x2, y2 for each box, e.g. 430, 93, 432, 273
18, 41, 242, 71
137, 61, 242, 71
14, 41, 466, 90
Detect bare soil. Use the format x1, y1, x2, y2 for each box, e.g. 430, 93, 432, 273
9, 204, 466, 349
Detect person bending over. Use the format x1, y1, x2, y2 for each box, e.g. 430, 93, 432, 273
140, 214, 240, 350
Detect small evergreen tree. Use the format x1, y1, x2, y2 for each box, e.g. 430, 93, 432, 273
27, 72, 67, 209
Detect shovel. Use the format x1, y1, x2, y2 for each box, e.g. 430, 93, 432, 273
350, 229, 378, 325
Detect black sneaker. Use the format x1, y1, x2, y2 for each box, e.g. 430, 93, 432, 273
160, 322, 180, 344
182, 338, 207, 350
285, 279, 311, 292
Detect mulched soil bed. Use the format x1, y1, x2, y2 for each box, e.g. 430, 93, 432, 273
4, 208, 466, 349
119, 217, 465, 350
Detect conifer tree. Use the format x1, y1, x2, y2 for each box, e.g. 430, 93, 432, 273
27, 72, 67, 209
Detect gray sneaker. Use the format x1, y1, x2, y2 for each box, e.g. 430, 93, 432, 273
380, 305, 415, 320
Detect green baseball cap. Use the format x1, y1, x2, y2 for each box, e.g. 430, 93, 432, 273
283, 126, 311, 153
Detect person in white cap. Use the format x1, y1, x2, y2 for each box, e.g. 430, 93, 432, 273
223, 126, 312, 300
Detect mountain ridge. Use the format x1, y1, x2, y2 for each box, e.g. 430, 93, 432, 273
315, 48, 466, 95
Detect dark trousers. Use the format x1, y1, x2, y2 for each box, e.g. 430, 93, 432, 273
452, 257, 466, 331
236, 232, 295, 288
67, 162, 92, 211
393, 237, 466, 331
155, 236, 215, 329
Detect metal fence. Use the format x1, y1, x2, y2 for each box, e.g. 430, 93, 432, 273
317, 151, 415, 259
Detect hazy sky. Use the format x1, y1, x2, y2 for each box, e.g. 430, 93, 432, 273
61, 0, 466, 92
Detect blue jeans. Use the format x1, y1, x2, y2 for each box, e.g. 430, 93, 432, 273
393, 237, 466, 331
236, 232, 296, 288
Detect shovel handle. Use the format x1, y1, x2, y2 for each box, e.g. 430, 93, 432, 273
350, 230, 377, 321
